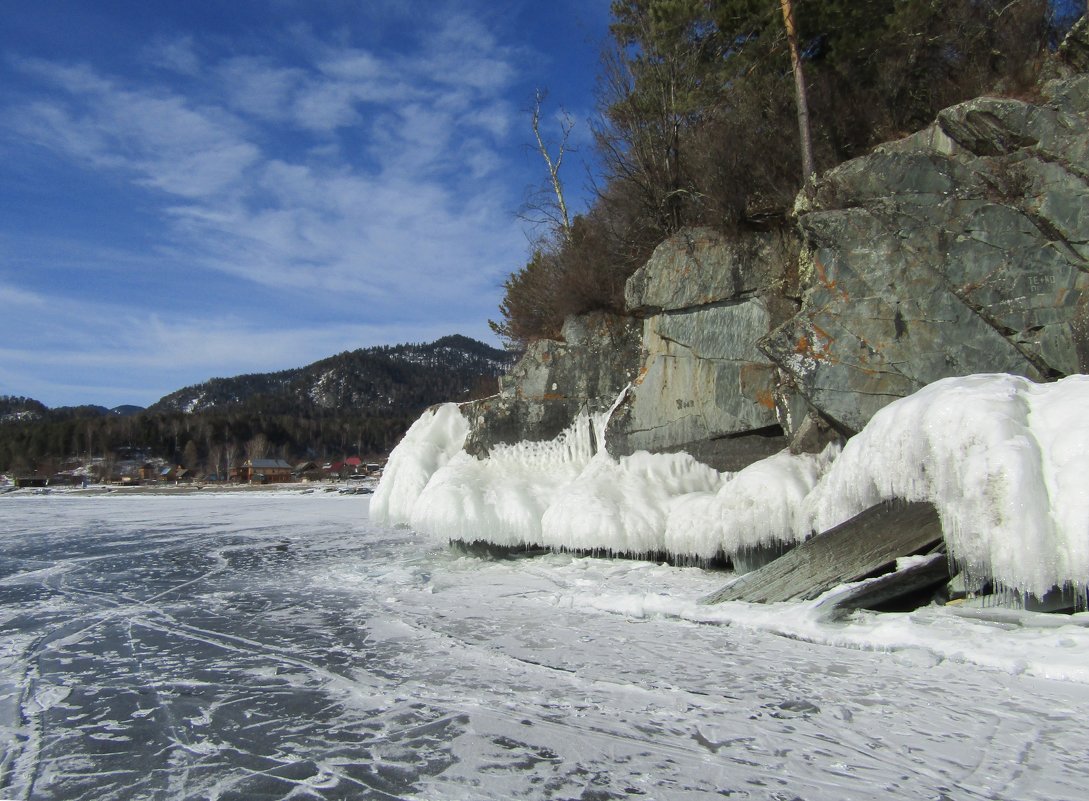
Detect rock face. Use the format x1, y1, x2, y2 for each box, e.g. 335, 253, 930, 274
764, 71, 1089, 433
465, 228, 799, 469
624, 226, 794, 313
463, 313, 642, 456
1057, 16, 1089, 76
607, 228, 801, 470
468, 30, 1089, 471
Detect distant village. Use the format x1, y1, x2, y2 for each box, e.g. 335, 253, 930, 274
2, 454, 384, 490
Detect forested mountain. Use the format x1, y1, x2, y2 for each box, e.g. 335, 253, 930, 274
0, 336, 515, 475
151, 335, 513, 415
0, 397, 141, 424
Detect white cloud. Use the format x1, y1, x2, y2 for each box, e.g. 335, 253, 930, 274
0, 283, 49, 309
462, 101, 515, 139
291, 80, 365, 131
218, 56, 305, 121
10, 59, 259, 200
462, 138, 502, 178
145, 35, 202, 75
0, 276, 497, 406
0, 3, 538, 405
318, 49, 381, 80
418, 13, 517, 92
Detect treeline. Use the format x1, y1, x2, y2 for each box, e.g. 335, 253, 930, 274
0, 336, 516, 475
0, 403, 416, 478
493, 0, 1069, 344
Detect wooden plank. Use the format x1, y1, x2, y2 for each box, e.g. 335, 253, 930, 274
814, 552, 950, 618
702, 501, 943, 604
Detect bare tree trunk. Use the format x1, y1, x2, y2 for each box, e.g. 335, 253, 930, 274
779, 0, 815, 181
246, 433, 270, 461
531, 89, 573, 238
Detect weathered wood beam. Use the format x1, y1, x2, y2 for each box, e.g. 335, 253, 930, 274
702, 501, 943, 604
814, 552, 950, 619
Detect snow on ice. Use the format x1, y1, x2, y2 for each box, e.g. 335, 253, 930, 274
374, 373, 1089, 598
5, 473, 1089, 799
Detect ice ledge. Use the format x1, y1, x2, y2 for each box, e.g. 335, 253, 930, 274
374, 373, 1089, 602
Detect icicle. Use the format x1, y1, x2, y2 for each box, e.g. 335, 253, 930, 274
589, 383, 632, 455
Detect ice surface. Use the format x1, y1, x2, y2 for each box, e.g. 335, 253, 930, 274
3, 492, 1089, 800
379, 373, 1089, 595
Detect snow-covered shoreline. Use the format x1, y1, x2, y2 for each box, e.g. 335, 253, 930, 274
1, 481, 372, 498
374, 373, 1089, 601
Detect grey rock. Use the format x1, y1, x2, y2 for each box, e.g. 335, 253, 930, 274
640, 431, 790, 474
788, 412, 842, 456
464, 312, 642, 456
937, 98, 1055, 157
470, 73, 1089, 476
768, 75, 1089, 433
469, 225, 804, 470
1057, 16, 1089, 76
763, 206, 1045, 432
625, 227, 798, 314
606, 297, 794, 467
1042, 74, 1089, 116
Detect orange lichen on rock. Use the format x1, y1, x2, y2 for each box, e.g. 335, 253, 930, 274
756, 389, 776, 409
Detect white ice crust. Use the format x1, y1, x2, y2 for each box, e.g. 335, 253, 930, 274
375, 374, 1089, 596
369, 403, 469, 525
805, 373, 1089, 597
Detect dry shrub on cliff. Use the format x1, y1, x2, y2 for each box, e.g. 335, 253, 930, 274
491, 208, 653, 345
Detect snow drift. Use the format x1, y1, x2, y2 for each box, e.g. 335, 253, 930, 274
373, 374, 1089, 598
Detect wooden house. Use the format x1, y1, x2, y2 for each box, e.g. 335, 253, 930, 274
242, 458, 295, 484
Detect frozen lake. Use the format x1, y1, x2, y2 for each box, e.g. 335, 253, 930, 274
2, 491, 1089, 800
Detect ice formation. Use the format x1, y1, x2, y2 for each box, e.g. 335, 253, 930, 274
802, 373, 1089, 598
374, 395, 831, 560
370, 403, 469, 525
376, 373, 1089, 598
540, 450, 723, 555
665, 448, 837, 560
409, 414, 601, 547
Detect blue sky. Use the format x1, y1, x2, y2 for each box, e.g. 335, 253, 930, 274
0, 0, 610, 408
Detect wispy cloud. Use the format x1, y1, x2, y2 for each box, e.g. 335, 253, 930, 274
217, 56, 307, 122
0, 1, 556, 406
144, 34, 202, 76
11, 57, 259, 199
3, 9, 525, 302
0, 279, 481, 406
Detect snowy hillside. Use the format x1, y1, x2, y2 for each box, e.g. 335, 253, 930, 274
149, 335, 516, 416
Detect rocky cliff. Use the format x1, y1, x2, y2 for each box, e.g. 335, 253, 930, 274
768, 75, 1089, 435
469, 21, 1089, 472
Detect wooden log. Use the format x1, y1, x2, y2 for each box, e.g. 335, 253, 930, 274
702, 501, 943, 604
813, 552, 950, 618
